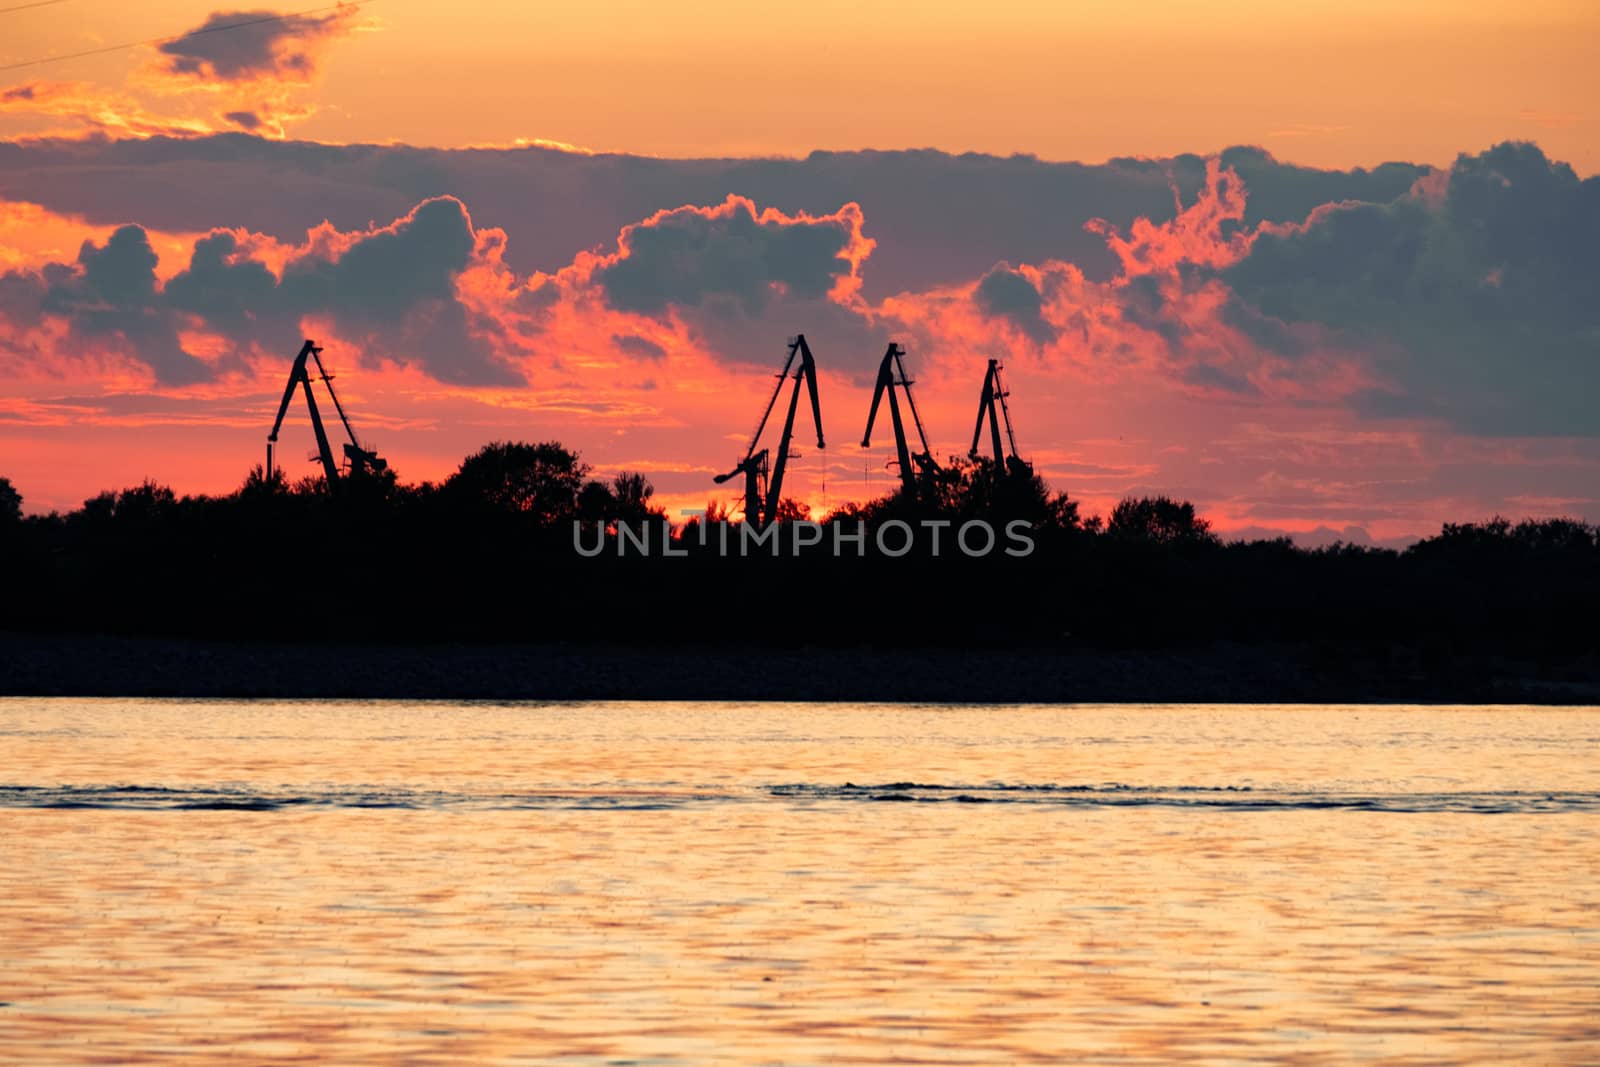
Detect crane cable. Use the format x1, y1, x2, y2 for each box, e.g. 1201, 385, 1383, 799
820, 450, 827, 515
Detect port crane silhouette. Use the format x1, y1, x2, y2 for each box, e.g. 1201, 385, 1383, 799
266, 339, 386, 484
969, 357, 1031, 475
715, 334, 824, 528
862, 342, 938, 500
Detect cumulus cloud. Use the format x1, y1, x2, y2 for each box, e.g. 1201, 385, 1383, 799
509, 194, 892, 372
589, 195, 873, 315
974, 263, 1053, 343
1, 138, 1592, 444
881, 144, 1597, 437
283, 197, 478, 316
1, 196, 520, 386
32, 226, 212, 384
1228, 142, 1600, 435
882, 158, 1316, 408
3, 142, 1598, 532
0, 137, 1428, 297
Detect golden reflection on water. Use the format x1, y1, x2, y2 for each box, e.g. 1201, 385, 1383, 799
1, 701, 1597, 1065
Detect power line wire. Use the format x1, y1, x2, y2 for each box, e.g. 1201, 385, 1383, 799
0, 0, 376, 73
0, 0, 69, 15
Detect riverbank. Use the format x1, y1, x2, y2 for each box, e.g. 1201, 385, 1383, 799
2, 632, 1596, 703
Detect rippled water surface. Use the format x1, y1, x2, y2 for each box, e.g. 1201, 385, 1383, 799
2, 699, 1597, 1065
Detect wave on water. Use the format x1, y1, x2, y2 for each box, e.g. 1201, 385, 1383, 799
2, 782, 1597, 814
772, 782, 1600, 813
0, 784, 733, 812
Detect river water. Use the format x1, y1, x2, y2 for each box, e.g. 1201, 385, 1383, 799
1, 699, 1596, 1065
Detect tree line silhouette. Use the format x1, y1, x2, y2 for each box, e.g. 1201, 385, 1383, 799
0, 446, 1595, 667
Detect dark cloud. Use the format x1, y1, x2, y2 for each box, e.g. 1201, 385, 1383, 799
30, 392, 266, 424
5, 136, 1587, 437
0, 136, 1429, 299
974, 263, 1053, 343
1227, 142, 1600, 435
0, 268, 50, 374
1115, 273, 1186, 350
681, 289, 893, 377
224, 110, 263, 130
281, 197, 477, 317
177, 196, 517, 384
561, 198, 893, 374
286, 196, 516, 384
163, 230, 281, 337
1445, 142, 1599, 325
593, 197, 865, 315
157, 8, 353, 83
0, 268, 45, 321
1218, 296, 1308, 358
612, 334, 665, 360
38, 226, 211, 384
1179, 362, 1258, 396
1208, 146, 1425, 227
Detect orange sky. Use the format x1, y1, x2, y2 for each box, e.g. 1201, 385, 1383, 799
0, 0, 1595, 170
1, 1, 1597, 540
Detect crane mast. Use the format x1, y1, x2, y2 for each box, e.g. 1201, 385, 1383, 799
266, 339, 386, 486
714, 334, 825, 528
969, 358, 1022, 466
862, 342, 937, 499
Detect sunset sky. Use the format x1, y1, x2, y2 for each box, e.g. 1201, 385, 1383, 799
1, 0, 1597, 541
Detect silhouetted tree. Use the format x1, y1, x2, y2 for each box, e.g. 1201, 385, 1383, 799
239, 464, 287, 498
339, 460, 401, 505
1512, 518, 1596, 552
1417, 516, 1596, 556
74, 480, 178, 527
114, 481, 177, 522
836, 455, 1082, 531
610, 472, 663, 523
577, 479, 615, 522
4, 433, 1595, 666
575, 471, 665, 526
772, 498, 812, 522
446, 441, 588, 524
0, 477, 20, 524
1107, 496, 1218, 546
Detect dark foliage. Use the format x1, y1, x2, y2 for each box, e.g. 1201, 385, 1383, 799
1, 451, 1595, 664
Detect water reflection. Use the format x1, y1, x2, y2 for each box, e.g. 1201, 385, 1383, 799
2, 700, 1597, 1065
